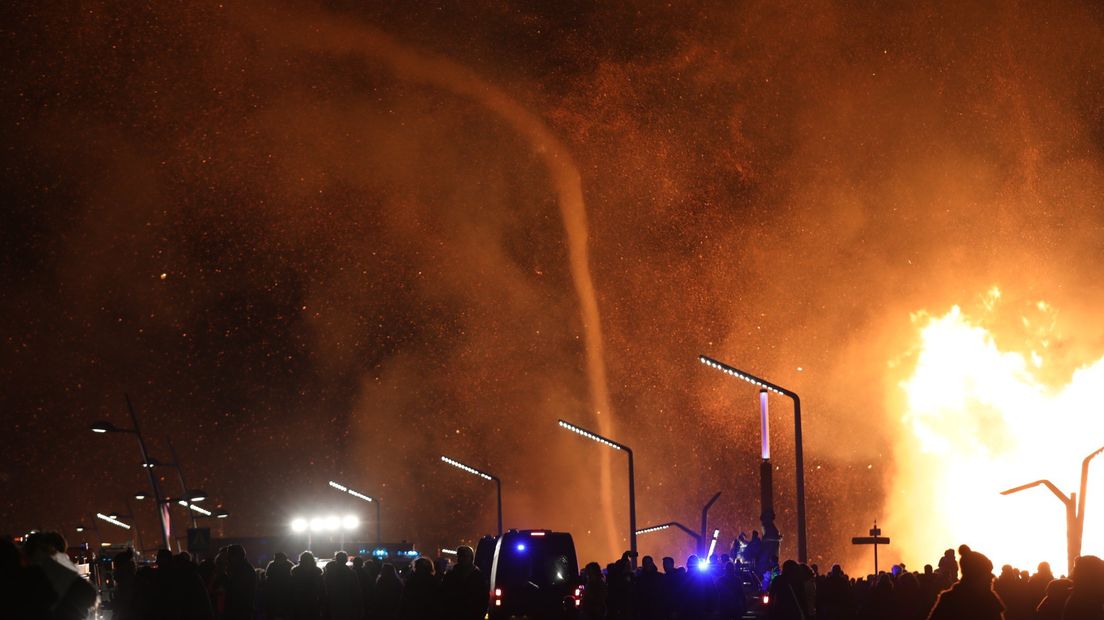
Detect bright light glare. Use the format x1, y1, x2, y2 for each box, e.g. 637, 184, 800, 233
328, 481, 348, 492
291, 518, 308, 533
324, 515, 341, 531
696, 559, 709, 571
635, 524, 670, 535
698, 355, 785, 396
342, 515, 360, 530
309, 518, 325, 532
515, 543, 526, 552
888, 297, 1104, 571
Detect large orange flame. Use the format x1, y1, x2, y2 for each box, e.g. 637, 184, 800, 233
887, 290, 1103, 574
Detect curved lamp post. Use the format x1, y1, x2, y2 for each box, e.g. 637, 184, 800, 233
440, 457, 502, 536
699, 355, 808, 564
559, 419, 637, 568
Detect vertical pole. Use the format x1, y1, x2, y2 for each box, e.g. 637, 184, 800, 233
1066, 493, 1077, 577
791, 394, 808, 564
627, 448, 637, 569
167, 438, 198, 529
700, 492, 721, 557
494, 478, 503, 537
376, 500, 382, 544
126, 394, 171, 550
874, 538, 879, 574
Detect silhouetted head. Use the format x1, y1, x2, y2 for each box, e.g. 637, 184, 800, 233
662, 556, 674, 573
944, 549, 955, 558
585, 562, 602, 581
351, 556, 363, 569
456, 545, 474, 567
959, 550, 994, 584
1070, 555, 1104, 589
227, 544, 247, 565
274, 552, 287, 563
333, 551, 348, 566
298, 551, 316, 568
1043, 577, 1072, 599
156, 549, 173, 568
414, 557, 433, 575
642, 556, 656, 573
958, 544, 971, 557
751, 531, 760, 541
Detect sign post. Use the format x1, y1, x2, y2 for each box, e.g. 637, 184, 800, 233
851, 521, 890, 574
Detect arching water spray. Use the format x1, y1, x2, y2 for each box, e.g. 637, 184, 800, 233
236, 5, 620, 556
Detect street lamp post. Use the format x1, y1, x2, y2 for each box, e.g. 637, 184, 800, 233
699, 492, 721, 557
91, 394, 172, 550
328, 481, 383, 543
699, 355, 808, 564
165, 437, 207, 529
1001, 444, 1104, 576
440, 457, 502, 536
558, 419, 637, 568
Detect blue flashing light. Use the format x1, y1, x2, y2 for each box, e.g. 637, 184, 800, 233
696, 559, 709, 572
516, 543, 527, 552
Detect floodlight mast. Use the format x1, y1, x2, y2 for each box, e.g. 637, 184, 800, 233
698, 355, 808, 564
439, 458, 502, 536
558, 419, 637, 569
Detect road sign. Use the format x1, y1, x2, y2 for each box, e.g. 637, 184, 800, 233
851, 522, 889, 574
187, 527, 211, 553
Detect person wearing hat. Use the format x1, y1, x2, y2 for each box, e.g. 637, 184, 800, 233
927, 548, 1005, 620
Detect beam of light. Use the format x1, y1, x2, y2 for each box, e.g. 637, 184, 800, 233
441, 548, 458, 556
291, 518, 308, 533
348, 489, 375, 502
440, 456, 494, 480
230, 5, 621, 558
96, 513, 131, 530
328, 481, 348, 492
558, 420, 623, 451
708, 529, 720, 558
888, 295, 1104, 572
342, 515, 360, 530
698, 355, 786, 395
760, 389, 771, 460
181, 503, 212, 516
635, 524, 671, 535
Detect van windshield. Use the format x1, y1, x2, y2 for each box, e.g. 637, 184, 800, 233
495, 536, 577, 590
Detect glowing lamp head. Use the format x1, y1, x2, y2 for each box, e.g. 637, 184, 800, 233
291, 518, 308, 533
696, 559, 709, 572
342, 515, 360, 531
515, 543, 527, 552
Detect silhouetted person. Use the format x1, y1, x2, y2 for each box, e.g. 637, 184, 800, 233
24, 531, 96, 620
939, 550, 959, 585
323, 551, 363, 620
360, 558, 381, 619
223, 544, 256, 620
768, 560, 810, 620
264, 552, 295, 620
1026, 562, 1054, 611
927, 549, 1004, 620
374, 563, 404, 620
580, 562, 607, 620
439, 546, 485, 620
399, 557, 439, 620
1, 537, 52, 620
1062, 555, 1104, 620
291, 551, 323, 620
173, 552, 215, 620
635, 556, 665, 620
1034, 578, 1072, 620
112, 549, 138, 620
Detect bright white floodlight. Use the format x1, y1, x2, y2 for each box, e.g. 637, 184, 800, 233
309, 517, 325, 532
291, 518, 308, 533
324, 515, 341, 531
342, 515, 360, 530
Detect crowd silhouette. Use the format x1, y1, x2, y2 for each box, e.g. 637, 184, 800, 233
2, 529, 1103, 619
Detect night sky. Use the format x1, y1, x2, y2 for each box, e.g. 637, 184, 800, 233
4, 1, 1104, 568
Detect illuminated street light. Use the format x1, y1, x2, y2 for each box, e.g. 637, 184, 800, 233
440, 457, 502, 536
291, 518, 308, 533
97, 513, 132, 530
1001, 444, 1104, 576
88, 395, 172, 550
558, 419, 637, 568
699, 355, 808, 564
635, 522, 701, 546
327, 480, 383, 543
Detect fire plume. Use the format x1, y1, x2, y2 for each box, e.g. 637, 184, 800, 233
887, 290, 1103, 574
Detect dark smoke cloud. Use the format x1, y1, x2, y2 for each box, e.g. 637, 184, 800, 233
3, 1, 1104, 567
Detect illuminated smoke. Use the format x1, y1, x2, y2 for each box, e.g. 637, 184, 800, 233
233, 6, 621, 555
